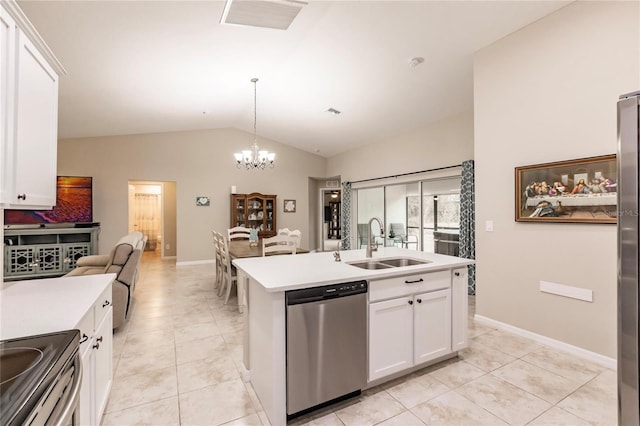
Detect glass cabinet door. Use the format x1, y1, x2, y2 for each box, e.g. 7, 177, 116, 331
247, 196, 263, 231
264, 198, 274, 233
234, 196, 246, 227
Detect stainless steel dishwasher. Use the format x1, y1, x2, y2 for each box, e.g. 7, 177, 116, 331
286, 280, 368, 418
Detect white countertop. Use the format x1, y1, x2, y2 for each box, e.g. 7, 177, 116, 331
233, 247, 473, 292
1, 274, 115, 340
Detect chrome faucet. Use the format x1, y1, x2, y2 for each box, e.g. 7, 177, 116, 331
366, 217, 384, 258
333, 237, 345, 262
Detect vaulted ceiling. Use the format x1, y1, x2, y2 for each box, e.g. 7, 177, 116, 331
19, 0, 570, 157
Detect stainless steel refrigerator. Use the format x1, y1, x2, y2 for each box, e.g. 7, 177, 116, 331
618, 90, 640, 426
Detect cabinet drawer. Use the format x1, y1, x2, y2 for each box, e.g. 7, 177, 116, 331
77, 308, 93, 355
94, 285, 112, 325
369, 270, 450, 302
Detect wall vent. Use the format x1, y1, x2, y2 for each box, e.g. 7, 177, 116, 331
326, 180, 340, 188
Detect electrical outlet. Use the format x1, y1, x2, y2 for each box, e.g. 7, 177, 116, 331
165, 243, 170, 250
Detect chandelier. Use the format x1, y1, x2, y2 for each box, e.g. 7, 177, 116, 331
234, 78, 275, 170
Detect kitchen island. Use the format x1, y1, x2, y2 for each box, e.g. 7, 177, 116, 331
233, 247, 473, 425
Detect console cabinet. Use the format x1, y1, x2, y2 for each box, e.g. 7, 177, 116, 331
0, 2, 63, 209
231, 193, 277, 238
3, 226, 100, 280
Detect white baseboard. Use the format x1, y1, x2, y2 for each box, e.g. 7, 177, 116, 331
161, 255, 176, 260
176, 259, 215, 267
474, 314, 616, 370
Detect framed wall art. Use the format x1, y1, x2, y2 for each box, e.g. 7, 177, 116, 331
284, 199, 296, 213
515, 154, 616, 224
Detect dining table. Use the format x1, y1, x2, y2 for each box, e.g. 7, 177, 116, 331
228, 239, 308, 314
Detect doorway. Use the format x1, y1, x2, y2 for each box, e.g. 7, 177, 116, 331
128, 180, 177, 259
319, 188, 342, 251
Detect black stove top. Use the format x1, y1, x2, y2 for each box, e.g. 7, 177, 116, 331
0, 330, 80, 426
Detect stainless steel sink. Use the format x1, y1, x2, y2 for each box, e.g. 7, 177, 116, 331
378, 257, 432, 267
347, 257, 431, 269
347, 260, 393, 270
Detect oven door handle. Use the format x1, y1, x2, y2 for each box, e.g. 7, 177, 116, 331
53, 354, 83, 426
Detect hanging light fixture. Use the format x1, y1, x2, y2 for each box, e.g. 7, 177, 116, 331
234, 78, 275, 170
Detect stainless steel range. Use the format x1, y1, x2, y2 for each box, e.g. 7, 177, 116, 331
0, 330, 82, 426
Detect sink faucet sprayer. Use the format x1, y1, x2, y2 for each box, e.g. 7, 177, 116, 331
366, 217, 384, 258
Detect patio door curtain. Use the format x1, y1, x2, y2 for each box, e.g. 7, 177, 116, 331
459, 160, 476, 295
341, 182, 352, 250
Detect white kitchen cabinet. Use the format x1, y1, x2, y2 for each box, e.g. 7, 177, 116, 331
77, 285, 113, 426
368, 270, 454, 382
414, 289, 451, 364
368, 296, 413, 380
93, 307, 113, 423
451, 267, 469, 351
0, 1, 63, 208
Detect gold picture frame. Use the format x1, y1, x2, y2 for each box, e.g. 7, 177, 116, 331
515, 154, 617, 224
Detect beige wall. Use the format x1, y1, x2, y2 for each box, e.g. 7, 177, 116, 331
162, 181, 177, 258
327, 110, 474, 182
57, 128, 326, 262
474, 1, 639, 358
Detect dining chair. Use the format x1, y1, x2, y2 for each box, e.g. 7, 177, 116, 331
217, 236, 237, 304
212, 230, 223, 289
262, 234, 297, 256
288, 229, 302, 248
228, 226, 251, 240
277, 227, 291, 236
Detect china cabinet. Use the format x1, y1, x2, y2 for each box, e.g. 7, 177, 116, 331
231, 193, 277, 238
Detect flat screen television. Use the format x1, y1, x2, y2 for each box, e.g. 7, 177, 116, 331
4, 176, 93, 227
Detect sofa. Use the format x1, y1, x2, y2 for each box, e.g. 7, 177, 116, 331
65, 231, 147, 328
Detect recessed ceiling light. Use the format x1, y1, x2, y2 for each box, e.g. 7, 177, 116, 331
326, 108, 341, 115
409, 57, 425, 68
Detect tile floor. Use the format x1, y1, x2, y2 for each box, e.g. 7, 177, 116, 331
102, 251, 617, 425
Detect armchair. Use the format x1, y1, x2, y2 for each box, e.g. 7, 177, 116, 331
389, 223, 418, 249
65, 231, 148, 329
357, 223, 384, 249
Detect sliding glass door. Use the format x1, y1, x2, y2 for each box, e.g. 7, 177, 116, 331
422, 178, 461, 254
354, 176, 460, 254
386, 183, 420, 250
356, 187, 384, 248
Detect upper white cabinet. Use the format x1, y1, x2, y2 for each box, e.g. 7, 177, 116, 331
0, 1, 64, 209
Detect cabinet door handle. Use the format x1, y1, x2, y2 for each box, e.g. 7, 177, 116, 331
404, 278, 424, 284
416, 298, 422, 304
17, 194, 26, 200
103, 300, 111, 308
96, 336, 103, 343
454, 272, 460, 276
79, 333, 88, 344
93, 342, 100, 350
408, 300, 413, 305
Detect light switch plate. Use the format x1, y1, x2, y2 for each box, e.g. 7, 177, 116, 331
485, 220, 494, 232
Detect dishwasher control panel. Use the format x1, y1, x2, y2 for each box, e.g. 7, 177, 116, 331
286, 280, 368, 305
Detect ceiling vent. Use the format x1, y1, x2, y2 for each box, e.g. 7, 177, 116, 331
220, 0, 307, 30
